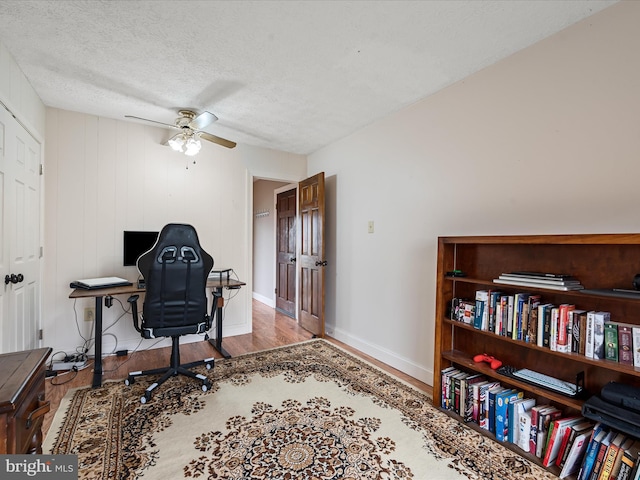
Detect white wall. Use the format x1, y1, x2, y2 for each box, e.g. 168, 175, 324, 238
44, 108, 306, 356
253, 179, 288, 306
308, 1, 640, 385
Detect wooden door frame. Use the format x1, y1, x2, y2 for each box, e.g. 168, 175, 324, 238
273, 182, 299, 318
249, 174, 302, 331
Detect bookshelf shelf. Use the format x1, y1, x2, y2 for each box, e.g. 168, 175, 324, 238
442, 318, 640, 376
434, 234, 640, 478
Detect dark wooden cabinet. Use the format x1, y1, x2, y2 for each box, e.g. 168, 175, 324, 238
434, 234, 640, 475
0, 347, 51, 454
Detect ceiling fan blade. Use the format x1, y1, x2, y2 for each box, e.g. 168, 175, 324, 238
199, 131, 236, 149
189, 111, 218, 130
125, 115, 179, 129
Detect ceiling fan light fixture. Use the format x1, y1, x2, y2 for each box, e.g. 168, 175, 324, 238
184, 135, 202, 156
168, 134, 185, 152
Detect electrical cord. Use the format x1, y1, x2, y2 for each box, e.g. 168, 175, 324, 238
48, 362, 91, 386
72, 296, 131, 359
101, 337, 165, 373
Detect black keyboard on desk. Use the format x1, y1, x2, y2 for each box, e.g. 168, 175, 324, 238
496, 365, 584, 398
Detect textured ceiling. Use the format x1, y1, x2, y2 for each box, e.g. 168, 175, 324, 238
0, 0, 616, 155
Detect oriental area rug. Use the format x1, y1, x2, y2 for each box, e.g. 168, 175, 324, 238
44, 339, 559, 480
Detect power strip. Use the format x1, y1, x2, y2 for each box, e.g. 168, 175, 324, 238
51, 360, 88, 371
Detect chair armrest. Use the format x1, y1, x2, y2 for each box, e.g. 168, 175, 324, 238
128, 294, 142, 333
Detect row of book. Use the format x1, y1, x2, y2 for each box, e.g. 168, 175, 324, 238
450, 290, 640, 366
441, 366, 640, 479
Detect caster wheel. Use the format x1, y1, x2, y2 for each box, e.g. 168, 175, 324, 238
125, 377, 134, 386
141, 392, 151, 404
202, 383, 208, 392
205, 362, 213, 370
140, 396, 147, 404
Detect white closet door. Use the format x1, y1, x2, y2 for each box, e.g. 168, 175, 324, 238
0, 106, 41, 353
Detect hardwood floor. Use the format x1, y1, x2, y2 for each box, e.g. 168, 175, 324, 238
43, 299, 432, 440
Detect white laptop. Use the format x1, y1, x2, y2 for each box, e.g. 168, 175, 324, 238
71, 276, 132, 290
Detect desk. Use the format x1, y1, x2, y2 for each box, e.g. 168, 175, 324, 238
69, 277, 245, 388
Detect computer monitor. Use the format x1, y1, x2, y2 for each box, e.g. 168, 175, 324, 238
123, 231, 159, 266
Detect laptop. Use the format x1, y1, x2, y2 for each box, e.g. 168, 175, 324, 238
70, 276, 132, 290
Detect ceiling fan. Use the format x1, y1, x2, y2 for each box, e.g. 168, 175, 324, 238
125, 110, 236, 154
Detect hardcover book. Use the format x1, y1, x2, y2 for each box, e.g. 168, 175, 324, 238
471, 380, 490, 423
536, 406, 562, 458
462, 374, 486, 422
609, 437, 635, 480
452, 372, 470, 414
506, 295, 515, 338
618, 323, 634, 366
518, 411, 533, 452
569, 309, 587, 355
588, 430, 617, 480
441, 368, 461, 410
477, 381, 501, 430
494, 299, 503, 335
542, 416, 584, 467
462, 300, 475, 325
537, 304, 552, 348
571, 310, 588, 355
593, 312, 611, 360
509, 397, 535, 448
557, 304, 576, 353
488, 387, 510, 434
615, 440, 640, 480
557, 420, 593, 468
499, 295, 510, 336
598, 432, 627, 480
559, 429, 593, 479
577, 424, 608, 480
488, 291, 501, 334
604, 322, 619, 363
525, 295, 541, 343
529, 404, 551, 455
632, 326, 640, 367
586, 311, 597, 359
495, 389, 522, 442
550, 307, 560, 351
514, 294, 530, 341
474, 290, 488, 330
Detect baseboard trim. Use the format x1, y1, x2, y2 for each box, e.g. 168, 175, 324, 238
329, 326, 433, 386
252, 292, 274, 308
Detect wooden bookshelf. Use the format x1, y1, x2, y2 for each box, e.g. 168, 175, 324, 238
433, 234, 640, 476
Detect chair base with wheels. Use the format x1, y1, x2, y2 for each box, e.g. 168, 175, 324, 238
125, 336, 214, 404
126, 293, 217, 403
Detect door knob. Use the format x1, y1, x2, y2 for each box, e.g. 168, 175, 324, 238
315, 260, 328, 267
290, 257, 296, 262
5, 273, 23, 285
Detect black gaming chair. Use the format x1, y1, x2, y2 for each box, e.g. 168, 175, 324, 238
125, 223, 215, 403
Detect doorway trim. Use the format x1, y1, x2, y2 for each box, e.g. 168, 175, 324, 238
249, 172, 302, 334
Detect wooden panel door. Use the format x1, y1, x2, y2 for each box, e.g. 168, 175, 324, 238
0, 106, 41, 353
298, 172, 325, 337
276, 188, 296, 318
